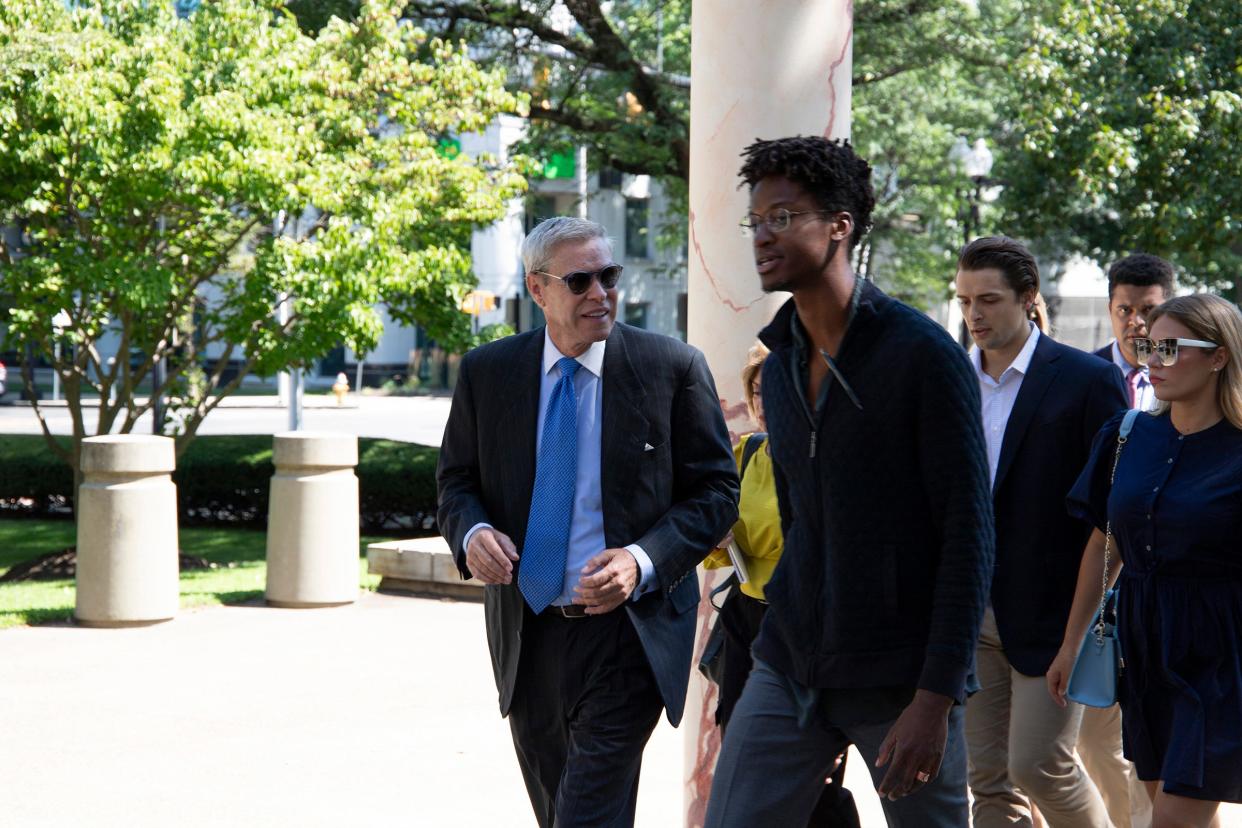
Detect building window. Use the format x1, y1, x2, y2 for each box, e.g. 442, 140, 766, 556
598, 168, 624, 189
625, 302, 650, 330
625, 198, 650, 260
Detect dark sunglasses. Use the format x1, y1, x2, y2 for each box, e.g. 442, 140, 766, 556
533, 264, 623, 295
1133, 336, 1218, 366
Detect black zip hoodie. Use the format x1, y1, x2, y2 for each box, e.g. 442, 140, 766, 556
753, 280, 995, 702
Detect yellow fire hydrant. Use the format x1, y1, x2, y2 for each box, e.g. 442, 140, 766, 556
332, 372, 350, 405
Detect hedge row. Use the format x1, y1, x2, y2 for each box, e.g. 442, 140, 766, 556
0, 434, 439, 533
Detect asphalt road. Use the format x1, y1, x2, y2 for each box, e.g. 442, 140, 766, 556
0, 394, 452, 446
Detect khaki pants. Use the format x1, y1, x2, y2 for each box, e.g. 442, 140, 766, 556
966, 608, 1112, 828
1077, 704, 1153, 828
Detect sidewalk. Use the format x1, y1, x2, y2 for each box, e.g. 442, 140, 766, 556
3, 592, 1237, 826
0, 593, 685, 827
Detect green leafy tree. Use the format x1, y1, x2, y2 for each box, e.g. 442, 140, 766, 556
0, 0, 528, 480
852, 0, 1039, 306
394, 0, 1035, 308
998, 0, 1242, 295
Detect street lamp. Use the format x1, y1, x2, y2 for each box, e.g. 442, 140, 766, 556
949, 136, 996, 346
950, 136, 995, 244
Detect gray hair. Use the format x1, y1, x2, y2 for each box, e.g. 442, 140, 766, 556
521, 216, 612, 274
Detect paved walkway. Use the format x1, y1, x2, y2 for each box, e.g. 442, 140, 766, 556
0, 592, 871, 827
2, 593, 1239, 826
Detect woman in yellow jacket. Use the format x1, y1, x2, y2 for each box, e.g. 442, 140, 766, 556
705, 343, 859, 828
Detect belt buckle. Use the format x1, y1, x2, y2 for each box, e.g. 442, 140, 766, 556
554, 604, 589, 619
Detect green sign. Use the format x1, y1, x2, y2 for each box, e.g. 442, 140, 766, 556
543, 151, 576, 179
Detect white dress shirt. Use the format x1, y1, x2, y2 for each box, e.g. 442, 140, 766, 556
1108, 340, 1157, 411
463, 330, 655, 604
970, 323, 1041, 486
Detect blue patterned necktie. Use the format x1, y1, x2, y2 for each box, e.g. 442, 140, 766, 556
519, 356, 580, 612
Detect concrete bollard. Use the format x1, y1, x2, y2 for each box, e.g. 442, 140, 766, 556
265, 432, 360, 608
75, 435, 180, 627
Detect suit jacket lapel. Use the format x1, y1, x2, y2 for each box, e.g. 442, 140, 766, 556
500, 330, 545, 545
601, 325, 649, 542
993, 335, 1061, 494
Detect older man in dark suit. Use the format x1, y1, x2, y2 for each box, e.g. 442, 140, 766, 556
437, 216, 738, 828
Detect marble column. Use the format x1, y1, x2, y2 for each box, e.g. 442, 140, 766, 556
685, 3, 854, 823
265, 432, 360, 608
75, 435, 180, 627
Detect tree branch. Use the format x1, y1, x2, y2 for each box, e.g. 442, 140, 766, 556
405, 1, 594, 57
22, 373, 72, 465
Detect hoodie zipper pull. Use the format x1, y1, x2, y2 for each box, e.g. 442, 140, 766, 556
809, 429, 818, 459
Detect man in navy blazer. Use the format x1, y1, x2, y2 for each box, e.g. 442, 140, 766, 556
955, 237, 1128, 828
436, 216, 738, 827
1092, 253, 1175, 412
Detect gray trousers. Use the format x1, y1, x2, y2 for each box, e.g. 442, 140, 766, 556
705, 659, 969, 828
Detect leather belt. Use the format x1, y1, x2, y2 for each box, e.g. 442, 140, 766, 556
541, 603, 590, 619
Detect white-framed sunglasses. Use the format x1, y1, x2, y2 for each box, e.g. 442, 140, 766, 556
1133, 337, 1219, 366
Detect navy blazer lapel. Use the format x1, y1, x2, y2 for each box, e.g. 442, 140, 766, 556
993, 334, 1061, 494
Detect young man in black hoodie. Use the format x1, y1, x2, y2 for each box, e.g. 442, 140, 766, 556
704, 137, 995, 828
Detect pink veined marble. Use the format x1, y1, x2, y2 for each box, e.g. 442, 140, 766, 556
684, 1, 854, 823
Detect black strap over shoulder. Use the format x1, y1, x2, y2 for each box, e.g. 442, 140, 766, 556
740, 432, 767, 480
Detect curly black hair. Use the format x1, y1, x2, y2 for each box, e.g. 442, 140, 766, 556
738, 136, 875, 250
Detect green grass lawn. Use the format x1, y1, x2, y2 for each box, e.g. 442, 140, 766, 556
0, 518, 386, 629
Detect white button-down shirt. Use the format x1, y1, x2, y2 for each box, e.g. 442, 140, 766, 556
970, 324, 1041, 486
1108, 341, 1157, 411
464, 330, 654, 604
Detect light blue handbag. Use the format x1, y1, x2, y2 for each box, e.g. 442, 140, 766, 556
1067, 589, 1120, 707
1067, 408, 1140, 708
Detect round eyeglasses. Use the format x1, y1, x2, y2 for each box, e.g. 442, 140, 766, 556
1133, 337, 1219, 366
533, 264, 624, 295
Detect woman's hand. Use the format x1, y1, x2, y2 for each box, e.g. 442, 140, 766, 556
715, 530, 734, 550
1046, 645, 1078, 708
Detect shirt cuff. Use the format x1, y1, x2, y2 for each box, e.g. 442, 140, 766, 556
626, 544, 655, 600
462, 522, 493, 556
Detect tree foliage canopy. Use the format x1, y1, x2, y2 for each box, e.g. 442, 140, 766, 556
0, 0, 527, 464
998, 0, 1242, 293
288, 1, 1240, 303
396, 0, 1030, 306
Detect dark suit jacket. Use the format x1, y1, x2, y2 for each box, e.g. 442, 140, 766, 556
436, 323, 739, 725
990, 334, 1128, 676
1093, 342, 1114, 362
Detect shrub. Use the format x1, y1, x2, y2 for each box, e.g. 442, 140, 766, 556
0, 435, 73, 514
0, 435, 439, 534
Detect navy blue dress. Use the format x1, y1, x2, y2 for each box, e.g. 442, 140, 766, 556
1068, 410, 1242, 802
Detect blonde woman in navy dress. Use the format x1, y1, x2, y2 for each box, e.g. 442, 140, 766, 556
1049, 293, 1242, 827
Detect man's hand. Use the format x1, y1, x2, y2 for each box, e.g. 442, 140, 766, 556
573, 547, 639, 614
465, 528, 519, 585
874, 689, 952, 801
